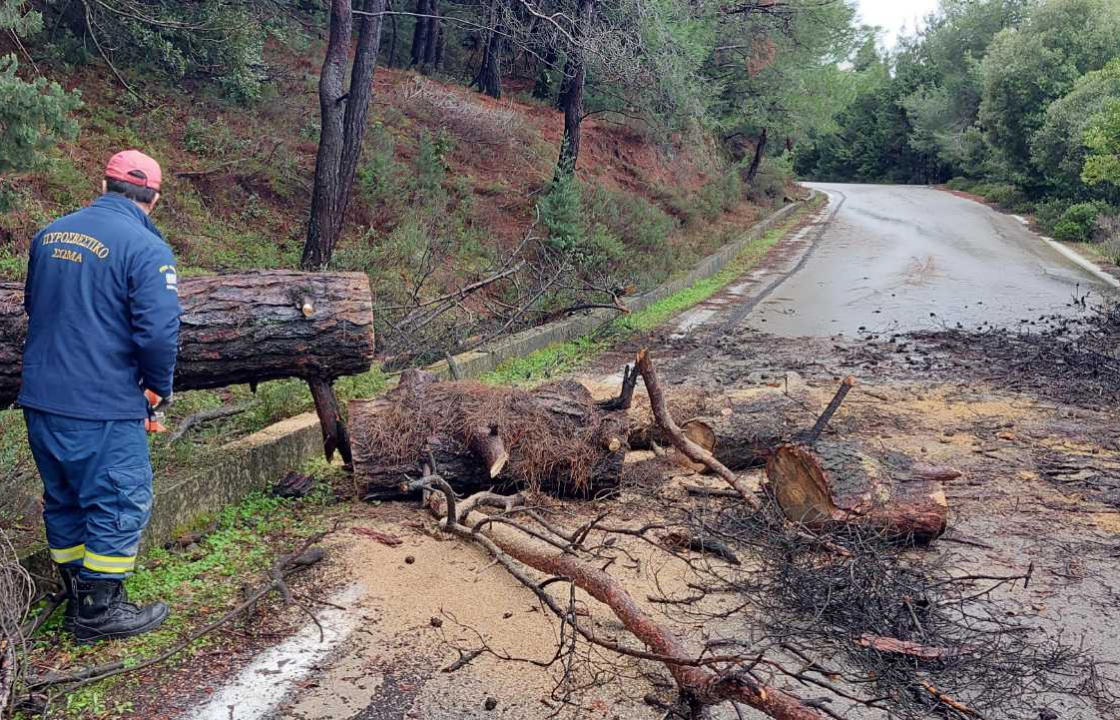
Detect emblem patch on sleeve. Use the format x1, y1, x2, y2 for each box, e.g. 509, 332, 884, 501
160, 264, 178, 293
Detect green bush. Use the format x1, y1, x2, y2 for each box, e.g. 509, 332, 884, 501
413, 130, 452, 200
538, 174, 585, 257
1053, 202, 1106, 241
356, 124, 404, 209
981, 183, 1032, 212
0, 50, 82, 174
1034, 198, 1070, 235
697, 170, 744, 221
946, 176, 975, 191
1094, 214, 1120, 262
747, 158, 791, 207
537, 176, 631, 271
582, 185, 678, 257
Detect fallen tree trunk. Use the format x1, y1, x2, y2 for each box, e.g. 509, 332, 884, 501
351, 369, 627, 498
674, 414, 786, 471
0, 271, 376, 406
422, 482, 828, 720
634, 349, 759, 507
765, 441, 956, 544
628, 377, 856, 472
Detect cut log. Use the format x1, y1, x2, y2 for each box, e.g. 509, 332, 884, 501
350, 370, 627, 498
765, 441, 956, 544
676, 413, 789, 471
629, 377, 856, 471
0, 272, 375, 408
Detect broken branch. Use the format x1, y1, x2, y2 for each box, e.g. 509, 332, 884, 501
634, 349, 759, 508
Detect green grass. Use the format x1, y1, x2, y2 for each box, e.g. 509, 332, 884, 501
22, 480, 337, 719
482, 196, 820, 386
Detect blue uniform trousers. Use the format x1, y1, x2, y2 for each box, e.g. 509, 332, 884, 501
24, 409, 153, 580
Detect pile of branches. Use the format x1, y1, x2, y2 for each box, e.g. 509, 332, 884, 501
373, 226, 630, 370
902, 303, 1120, 408
677, 499, 1120, 720
351, 373, 628, 497
0, 529, 32, 718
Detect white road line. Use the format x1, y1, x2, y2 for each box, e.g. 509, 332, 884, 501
186, 584, 364, 720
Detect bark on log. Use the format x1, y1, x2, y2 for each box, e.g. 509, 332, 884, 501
630, 378, 853, 471
0, 271, 376, 408
675, 414, 787, 471
765, 441, 956, 544
351, 370, 626, 498
634, 350, 759, 507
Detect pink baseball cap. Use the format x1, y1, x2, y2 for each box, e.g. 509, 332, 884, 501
105, 150, 162, 191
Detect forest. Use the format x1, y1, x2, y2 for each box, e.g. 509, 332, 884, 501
796, 0, 1120, 259
0, 0, 865, 367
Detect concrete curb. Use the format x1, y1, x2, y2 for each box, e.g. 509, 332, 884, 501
1041, 237, 1120, 289
18, 196, 810, 568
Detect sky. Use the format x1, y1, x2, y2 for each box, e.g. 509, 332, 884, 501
855, 0, 941, 46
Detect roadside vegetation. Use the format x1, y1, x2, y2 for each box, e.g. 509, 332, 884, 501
0, 0, 863, 549
483, 196, 823, 386
796, 0, 1120, 264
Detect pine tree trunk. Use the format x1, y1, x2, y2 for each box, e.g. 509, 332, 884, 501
555, 0, 594, 176
766, 441, 955, 544
473, 27, 503, 98
301, 0, 353, 271
423, 1, 441, 70
409, 0, 431, 68
0, 272, 376, 409
351, 370, 626, 498
747, 127, 768, 183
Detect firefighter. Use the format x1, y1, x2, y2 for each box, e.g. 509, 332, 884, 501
20, 150, 181, 642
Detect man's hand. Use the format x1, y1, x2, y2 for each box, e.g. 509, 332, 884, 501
144, 389, 173, 411
144, 389, 171, 434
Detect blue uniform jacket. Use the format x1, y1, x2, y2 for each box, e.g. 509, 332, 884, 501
19, 193, 181, 420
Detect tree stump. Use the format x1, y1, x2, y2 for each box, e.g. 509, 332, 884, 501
0, 271, 376, 408
351, 370, 627, 498
765, 441, 956, 544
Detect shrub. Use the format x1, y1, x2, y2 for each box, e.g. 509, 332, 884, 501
0, 54, 81, 173
413, 130, 452, 200
356, 124, 405, 209
538, 174, 586, 258
978, 183, 1031, 212
537, 176, 634, 274
582, 185, 678, 257
1094, 214, 1120, 262
946, 177, 975, 192
696, 170, 744, 221
747, 158, 791, 207
1034, 198, 1070, 235
1053, 202, 1106, 242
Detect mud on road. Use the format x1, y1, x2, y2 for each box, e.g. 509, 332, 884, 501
166, 190, 1120, 720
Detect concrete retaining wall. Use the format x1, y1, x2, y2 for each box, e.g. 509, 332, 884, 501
18, 196, 807, 567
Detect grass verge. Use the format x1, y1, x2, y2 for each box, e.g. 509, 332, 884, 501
482, 195, 822, 386
18, 458, 344, 720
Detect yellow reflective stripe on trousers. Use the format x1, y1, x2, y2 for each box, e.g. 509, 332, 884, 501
83, 551, 136, 573
50, 544, 85, 564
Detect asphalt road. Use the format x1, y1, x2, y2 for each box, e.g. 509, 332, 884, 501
742, 183, 1115, 336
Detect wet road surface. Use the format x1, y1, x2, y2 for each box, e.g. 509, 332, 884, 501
741, 184, 1114, 336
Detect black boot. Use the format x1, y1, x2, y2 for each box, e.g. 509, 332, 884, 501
58, 565, 81, 632
72, 578, 169, 643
